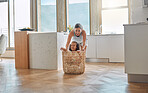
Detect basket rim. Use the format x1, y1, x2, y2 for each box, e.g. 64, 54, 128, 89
62, 51, 85, 53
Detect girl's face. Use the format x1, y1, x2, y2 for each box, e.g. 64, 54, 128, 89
75, 28, 81, 36
71, 42, 77, 51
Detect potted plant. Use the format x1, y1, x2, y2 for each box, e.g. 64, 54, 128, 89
67, 25, 73, 33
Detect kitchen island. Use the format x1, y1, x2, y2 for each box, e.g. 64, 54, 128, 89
124, 23, 148, 83
29, 32, 65, 70
15, 31, 66, 70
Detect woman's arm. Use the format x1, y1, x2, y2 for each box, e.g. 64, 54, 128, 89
65, 30, 74, 50
82, 30, 86, 47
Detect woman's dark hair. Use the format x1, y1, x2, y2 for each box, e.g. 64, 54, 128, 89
69, 41, 79, 51
75, 23, 83, 29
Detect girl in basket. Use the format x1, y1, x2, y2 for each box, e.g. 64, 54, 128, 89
61, 41, 79, 51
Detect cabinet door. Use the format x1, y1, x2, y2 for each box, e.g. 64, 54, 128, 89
97, 36, 110, 58
86, 36, 97, 58
109, 35, 124, 62
63, 35, 68, 47
15, 31, 29, 69
125, 25, 148, 74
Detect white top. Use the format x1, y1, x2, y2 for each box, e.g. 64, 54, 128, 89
72, 32, 88, 46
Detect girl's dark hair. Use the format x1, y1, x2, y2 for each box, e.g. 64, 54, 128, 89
75, 23, 83, 29
69, 41, 79, 51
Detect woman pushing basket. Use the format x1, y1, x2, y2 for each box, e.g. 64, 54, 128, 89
61, 23, 87, 74
61, 23, 88, 51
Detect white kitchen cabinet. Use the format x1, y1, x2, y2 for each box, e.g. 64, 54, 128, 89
63, 35, 68, 47
87, 35, 124, 62
86, 36, 97, 58
109, 35, 124, 62
124, 24, 148, 82
124, 24, 148, 74
97, 36, 110, 58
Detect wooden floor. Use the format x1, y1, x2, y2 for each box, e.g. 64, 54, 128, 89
0, 59, 148, 93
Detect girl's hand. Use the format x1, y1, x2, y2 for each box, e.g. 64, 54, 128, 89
77, 50, 81, 55
60, 47, 67, 51
77, 50, 81, 53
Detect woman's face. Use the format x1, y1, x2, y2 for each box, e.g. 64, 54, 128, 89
71, 42, 77, 51
75, 28, 81, 36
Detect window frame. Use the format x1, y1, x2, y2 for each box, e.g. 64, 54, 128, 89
7, 0, 15, 50
99, 0, 130, 34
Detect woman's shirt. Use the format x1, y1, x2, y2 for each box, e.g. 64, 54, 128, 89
72, 32, 88, 46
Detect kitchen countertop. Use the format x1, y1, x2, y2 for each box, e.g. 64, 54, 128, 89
87, 34, 124, 36
123, 22, 148, 26
64, 33, 124, 36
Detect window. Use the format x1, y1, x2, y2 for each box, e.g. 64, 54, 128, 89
68, 0, 90, 35
0, 2, 8, 47
10, 0, 14, 47
15, 0, 30, 30
0, 0, 30, 48
41, 0, 57, 32
101, 0, 129, 34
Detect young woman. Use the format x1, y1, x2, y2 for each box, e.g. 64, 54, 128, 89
65, 23, 87, 51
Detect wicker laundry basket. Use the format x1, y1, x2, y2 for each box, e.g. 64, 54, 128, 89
62, 51, 86, 74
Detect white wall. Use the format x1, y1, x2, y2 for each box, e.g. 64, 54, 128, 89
130, 0, 148, 24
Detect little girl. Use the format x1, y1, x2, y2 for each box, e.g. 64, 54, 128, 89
61, 41, 79, 51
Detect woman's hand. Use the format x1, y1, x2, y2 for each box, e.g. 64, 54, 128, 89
81, 46, 87, 52
81, 46, 84, 51
60, 47, 67, 51
81, 46, 86, 51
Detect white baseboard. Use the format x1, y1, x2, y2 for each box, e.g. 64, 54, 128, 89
86, 58, 109, 62
1, 50, 15, 58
